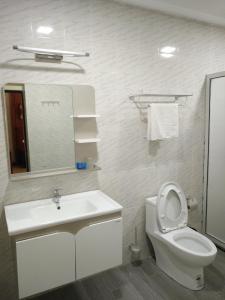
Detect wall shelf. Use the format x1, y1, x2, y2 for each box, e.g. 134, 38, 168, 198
77, 165, 101, 171
74, 138, 100, 144
72, 114, 100, 118
73, 86, 99, 164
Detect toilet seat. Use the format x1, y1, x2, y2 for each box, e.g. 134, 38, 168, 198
161, 227, 217, 266
157, 182, 188, 233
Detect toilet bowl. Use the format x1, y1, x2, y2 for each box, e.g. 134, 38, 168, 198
146, 182, 217, 290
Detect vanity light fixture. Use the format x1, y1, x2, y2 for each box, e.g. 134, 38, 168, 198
13, 45, 90, 63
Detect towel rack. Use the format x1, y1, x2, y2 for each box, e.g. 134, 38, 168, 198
129, 93, 193, 109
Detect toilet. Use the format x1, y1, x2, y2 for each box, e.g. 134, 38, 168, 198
146, 182, 217, 290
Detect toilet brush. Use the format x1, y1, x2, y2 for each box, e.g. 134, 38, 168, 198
129, 226, 141, 263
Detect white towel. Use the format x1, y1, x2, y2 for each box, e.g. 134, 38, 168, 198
147, 103, 179, 141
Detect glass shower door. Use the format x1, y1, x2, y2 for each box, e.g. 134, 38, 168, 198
206, 75, 225, 244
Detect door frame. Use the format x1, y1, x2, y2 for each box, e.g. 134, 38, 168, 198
203, 71, 225, 249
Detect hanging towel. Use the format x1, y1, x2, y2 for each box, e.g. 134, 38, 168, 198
147, 103, 179, 141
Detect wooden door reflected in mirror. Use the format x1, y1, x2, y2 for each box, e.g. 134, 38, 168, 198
5, 89, 29, 174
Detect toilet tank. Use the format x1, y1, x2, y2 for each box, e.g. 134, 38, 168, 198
146, 196, 158, 235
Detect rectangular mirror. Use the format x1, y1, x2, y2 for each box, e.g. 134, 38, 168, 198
4, 83, 76, 177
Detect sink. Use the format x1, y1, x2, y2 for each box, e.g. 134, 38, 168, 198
4, 190, 122, 236
30, 198, 97, 224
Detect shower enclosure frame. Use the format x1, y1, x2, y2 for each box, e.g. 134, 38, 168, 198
203, 70, 225, 249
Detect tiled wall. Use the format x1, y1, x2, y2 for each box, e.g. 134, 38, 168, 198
1, 0, 225, 298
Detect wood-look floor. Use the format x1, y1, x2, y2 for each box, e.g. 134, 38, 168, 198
34, 248, 225, 300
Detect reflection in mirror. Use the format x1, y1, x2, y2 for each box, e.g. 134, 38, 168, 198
4, 83, 75, 175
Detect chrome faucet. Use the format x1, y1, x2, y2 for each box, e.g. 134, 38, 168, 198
53, 188, 62, 209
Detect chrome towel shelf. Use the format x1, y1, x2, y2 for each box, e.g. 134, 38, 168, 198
129, 93, 193, 109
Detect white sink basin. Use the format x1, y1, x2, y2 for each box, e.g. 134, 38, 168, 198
30, 198, 97, 224
4, 190, 122, 236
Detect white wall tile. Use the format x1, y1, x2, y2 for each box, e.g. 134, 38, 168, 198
0, 0, 225, 298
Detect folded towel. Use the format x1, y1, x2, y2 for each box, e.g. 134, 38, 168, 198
147, 103, 179, 141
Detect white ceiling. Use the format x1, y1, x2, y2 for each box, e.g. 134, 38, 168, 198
115, 0, 225, 27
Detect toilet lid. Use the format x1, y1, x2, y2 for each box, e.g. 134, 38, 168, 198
157, 182, 188, 233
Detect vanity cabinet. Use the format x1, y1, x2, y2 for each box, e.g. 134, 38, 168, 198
16, 218, 122, 299
76, 218, 122, 279
16, 232, 75, 299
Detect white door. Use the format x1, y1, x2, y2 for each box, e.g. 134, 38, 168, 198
206, 76, 225, 243
76, 218, 122, 280
16, 232, 75, 299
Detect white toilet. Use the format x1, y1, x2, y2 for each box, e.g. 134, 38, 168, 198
146, 182, 217, 290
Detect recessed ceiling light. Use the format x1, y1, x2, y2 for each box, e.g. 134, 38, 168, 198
36, 26, 53, 35
159, 46, 177, 58
160, 46, 176, 54
160, 53, 174, 58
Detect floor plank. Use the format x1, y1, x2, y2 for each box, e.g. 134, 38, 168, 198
34, 248, 225, 300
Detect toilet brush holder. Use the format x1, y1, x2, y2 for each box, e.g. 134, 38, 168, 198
129, 243, 141, 258
129, 227, 141, 264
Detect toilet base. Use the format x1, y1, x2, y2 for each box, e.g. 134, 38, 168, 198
156, 258, 204, 290
152, 237, 204, 290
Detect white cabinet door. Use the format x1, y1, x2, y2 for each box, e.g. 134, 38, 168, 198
16, 232, 75, 299
76, 218, 122, 280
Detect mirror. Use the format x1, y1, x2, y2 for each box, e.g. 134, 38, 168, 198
4, 83, 75, 176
